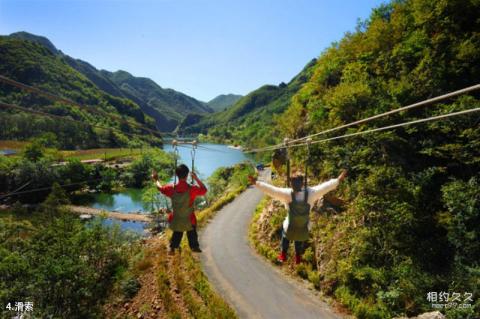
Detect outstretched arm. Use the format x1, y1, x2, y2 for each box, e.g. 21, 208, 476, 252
151, 170, 174, 197
248, 175, 291, 203
308, 170, 347, 204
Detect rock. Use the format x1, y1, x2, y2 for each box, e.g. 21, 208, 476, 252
416, 312, 445, 319
124, 303, 129, 309
137, 313, 143, 318
394, 311, 446, 319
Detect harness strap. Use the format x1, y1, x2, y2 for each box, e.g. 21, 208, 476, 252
284, 138, 290, 187
304, 158, 308, 190
191, 140, 197, 184
291, 189, 309, 204
172, 139, 179, 192
305, 137, 311, 191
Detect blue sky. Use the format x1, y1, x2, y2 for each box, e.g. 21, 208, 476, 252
0, 0, 385, 101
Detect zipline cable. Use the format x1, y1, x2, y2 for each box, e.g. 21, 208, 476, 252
0, 101, 162, 140
0, 102, 210, 159
0, 181, 32, 200
164, 137, 231, 153
0, 74, 172, 138
172, 140, 179, 191
1, 101, 209, 154
0, 178, 103, 200
304, 138, 311, 190
285, 138, 291, 187
285, 107, 480, 150
195, 145, 230, 153
248, 83, 480, 153
176, 142, 230, 154
190, 140, 198, 211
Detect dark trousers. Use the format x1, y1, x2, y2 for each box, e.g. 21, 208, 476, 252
280, 230, 306, 255
170, 226, 200, 250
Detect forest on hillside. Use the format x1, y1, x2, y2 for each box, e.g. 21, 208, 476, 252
0, 37, 162, 149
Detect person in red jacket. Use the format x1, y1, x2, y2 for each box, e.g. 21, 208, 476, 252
152, 164, 207, 254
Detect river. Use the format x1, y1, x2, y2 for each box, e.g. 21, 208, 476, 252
78, 143, 250, 234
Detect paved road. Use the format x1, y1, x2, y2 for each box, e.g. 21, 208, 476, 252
200, 175, 341, 319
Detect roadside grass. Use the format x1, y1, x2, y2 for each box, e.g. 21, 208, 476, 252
248, 197, 281, 264
180, 248, 236, 319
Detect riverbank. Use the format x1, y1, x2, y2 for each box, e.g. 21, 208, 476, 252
0, 203, 153, 223
68, 205, 153, 222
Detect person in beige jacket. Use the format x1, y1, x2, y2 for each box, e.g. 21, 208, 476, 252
248, 170, 347, 264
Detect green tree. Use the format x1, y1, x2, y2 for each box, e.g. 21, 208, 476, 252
123, 149, 173, 187
23, 140, 44, 162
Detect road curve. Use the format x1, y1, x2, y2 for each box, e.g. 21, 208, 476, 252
200, 178, 342, 319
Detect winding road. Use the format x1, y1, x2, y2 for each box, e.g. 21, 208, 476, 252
200, 171, 342, 319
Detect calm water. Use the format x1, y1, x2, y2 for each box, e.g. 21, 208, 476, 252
90, 188, 148, 213
79, 143, 251, 234
164, 143, 250, 179
102, 218, 147, 233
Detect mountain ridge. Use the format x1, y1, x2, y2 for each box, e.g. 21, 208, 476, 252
207, 94, 243, 112
102, 69, 213, 131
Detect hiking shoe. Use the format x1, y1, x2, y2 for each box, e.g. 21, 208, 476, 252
295, 254, 302, 264
168, 248, 175, 256
191, 247, 202, 253
277, 251, 287, 263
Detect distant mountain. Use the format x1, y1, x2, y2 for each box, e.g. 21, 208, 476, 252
207, 94, 243, 112
7, 31, 213, 132
178, 59, 317, 147
102, 70, 213, 131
